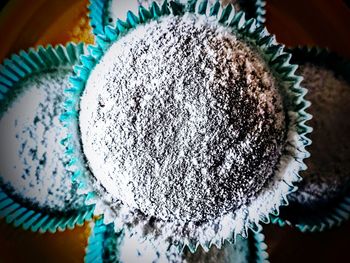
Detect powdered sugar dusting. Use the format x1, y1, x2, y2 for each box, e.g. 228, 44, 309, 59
0, 70, 85, 213
80, 13, 286, 224
181, 238, 249, 263
108, 0, 140, 22
118, 228, 250, 263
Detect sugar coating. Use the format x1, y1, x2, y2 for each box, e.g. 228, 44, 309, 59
0, 70, 85, 213
118, 230, 250, 263
108, 0, 140, 22
288, 64, 350, 208
80, 14, 286, 223
182, 239, 249, 263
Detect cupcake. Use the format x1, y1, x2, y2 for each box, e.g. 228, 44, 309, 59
271, 47, 350, 232
85, 218, 269, 263
64, 0, 311, 251
88, 0, 266, 36
0, 43, 94, 233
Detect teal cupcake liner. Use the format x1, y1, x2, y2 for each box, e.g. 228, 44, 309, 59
85, 218, 123, 263
88, 0, 266, 36
237, 0, 266, 24
255, 0, 266, 24
89, 0, 108, 36
270, 46, 350, 233
0, 43, 95, 233
85, 218, 270, 263
63, 0, 311, 250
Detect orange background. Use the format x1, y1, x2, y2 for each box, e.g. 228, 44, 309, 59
0, 0, 349, 262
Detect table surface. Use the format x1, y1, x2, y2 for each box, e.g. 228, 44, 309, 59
0, 0, 349, 262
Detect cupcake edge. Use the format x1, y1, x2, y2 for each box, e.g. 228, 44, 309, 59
0, 43, 95, 233
270, 46, 350, 233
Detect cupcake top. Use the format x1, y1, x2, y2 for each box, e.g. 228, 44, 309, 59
287, 63, 350, 209
68, 0, 310, 249
79, 14, 286, 222
0, 69, 85, 214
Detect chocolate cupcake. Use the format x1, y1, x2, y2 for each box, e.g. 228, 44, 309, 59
63, 0, 311, 251
272, 47, 350, 232
0, 43, 94, 233
88, 0, 266, 36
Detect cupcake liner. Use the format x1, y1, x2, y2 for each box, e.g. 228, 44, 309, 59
237, 0, 266, 24
89, 0, 109, 36
270, 46, 350, 233
88, 0, 266, 37
255, 0, 266, 24
63, 0, 311, 251
85, 218, 270, 263
85, 218, 123, 263
0, 43, 95, 233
